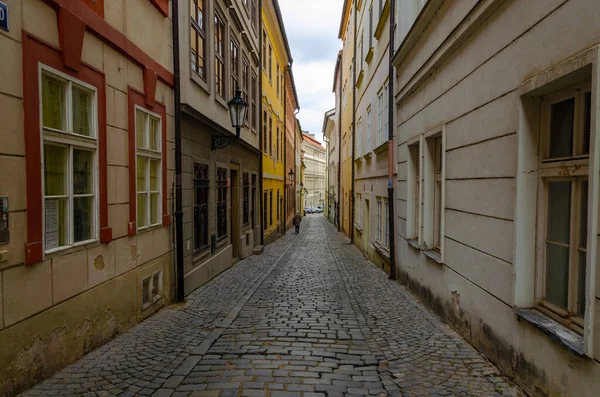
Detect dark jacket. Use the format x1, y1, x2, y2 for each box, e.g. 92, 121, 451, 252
293, 213, 302, 226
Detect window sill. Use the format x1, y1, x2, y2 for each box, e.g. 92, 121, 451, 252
356, 70, 364, 88
423, 249, 442, 265
374, 0, 390, 40
407, 238, 420, 250
137, 223, 163, 235
365, 47, 374, 64
193, 246, 211, 263
354, 223, 363, 233
373, 241, 390, 262
45, 239, 97, 257
364, 151, 372, 160
215, 94, 228, 110
516, 308, 585, 356
374, 140, 388, 155
191, 71, 210, 95
354, 155, 362, 164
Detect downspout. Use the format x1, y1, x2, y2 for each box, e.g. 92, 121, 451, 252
337, 75, 342, 232
173, 0, 184, 301
283, 65, 287, 233
387, 0, 397, 280
294, 108, 300, 215
259, 0, 264, 246
350, 0, 357, 244
323, 133, 329, 220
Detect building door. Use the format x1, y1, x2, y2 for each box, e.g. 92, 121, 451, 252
230, 166, 240, 258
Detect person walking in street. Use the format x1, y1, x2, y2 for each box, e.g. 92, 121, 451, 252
293, 211, 302, 234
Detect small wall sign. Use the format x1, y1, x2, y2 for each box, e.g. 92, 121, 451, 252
0, 2, 8, 32
0, 197, 8, 244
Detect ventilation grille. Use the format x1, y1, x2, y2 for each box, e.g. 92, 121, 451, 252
141, 270, 163, 309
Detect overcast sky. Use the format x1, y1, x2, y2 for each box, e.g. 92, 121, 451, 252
279, 0, 344, 143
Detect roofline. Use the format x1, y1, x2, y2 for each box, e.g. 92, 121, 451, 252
273, 0, 293, 64
287, 66, 300, 110
332, 51, 342, 92
338, 0, 351, 39
322, 108, 335, 134
302, 133, 325, 150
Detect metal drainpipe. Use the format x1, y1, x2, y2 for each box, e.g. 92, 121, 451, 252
172, 0, 184, 301
337, 70, 342, 232
387, 0, 397, 281
294, 108, 300, 215
283, 66, 287, 233
323, 133, 329, 220
350, 0, 357, 244
259, 0, 264, 246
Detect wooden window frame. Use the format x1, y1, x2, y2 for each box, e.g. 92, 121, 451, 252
214, 11, 226, 98
40, 66, 99, 253
536, 81, 592, 333
230, 35, 240, 99
251, 71, 258, 132
190, 0, 207, 81
423, 127, 445, 260
406, 136, 422, 243
216, 167, 228, 240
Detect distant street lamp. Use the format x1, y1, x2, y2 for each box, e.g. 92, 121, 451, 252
287, 168, 295, 187
212, 89, 248, 150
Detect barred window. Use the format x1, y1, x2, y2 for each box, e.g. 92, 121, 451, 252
193, 164, 209, 251
269, 189, 273, 226
217, 167, 228, 239
243, 172, 250, 227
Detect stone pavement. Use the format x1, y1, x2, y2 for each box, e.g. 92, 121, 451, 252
21, 216, 525, 397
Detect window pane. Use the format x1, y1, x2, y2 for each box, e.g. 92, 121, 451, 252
73, 149, 93, 195
137, 156, 147, 192
191, 29, 198, 72
150, 159, 160, 191
546, 181, 571, 244
73, 196, 93, 243
42, 74, 66, 131
150, 193, 159, 225
72, 84, 93, 137
548, 98, 574, 159
545, 242, 569, 310
136, 109, 147, 149
580, 181, 588, 248
138, 193, 147, 227
45, 197, 68, 249
44, 145, 67, 196
583, 91, 591, 155
150, 116, 160, 151
578, 250, 587, 317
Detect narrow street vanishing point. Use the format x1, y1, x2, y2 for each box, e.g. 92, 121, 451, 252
22, 216, 524, 397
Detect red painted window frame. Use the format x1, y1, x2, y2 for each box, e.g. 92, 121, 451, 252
127, 87, 170, 236
22, 32, 111, 265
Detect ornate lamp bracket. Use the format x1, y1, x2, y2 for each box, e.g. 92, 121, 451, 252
212, 135, 236, 151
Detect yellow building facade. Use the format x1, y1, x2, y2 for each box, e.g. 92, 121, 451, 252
339, 0, 355, 238
261, 0, 291, 245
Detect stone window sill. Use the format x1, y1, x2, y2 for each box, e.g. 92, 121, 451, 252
374, 140, 388, 155
373, 241, 390, 262
354, 223, 363, 233
423, 249, 442, 265
516, 308, 585, 356
407, 238, 420, 250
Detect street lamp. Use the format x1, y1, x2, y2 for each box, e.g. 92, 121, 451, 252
212, 89, 248, 150
287, 168, 295, 186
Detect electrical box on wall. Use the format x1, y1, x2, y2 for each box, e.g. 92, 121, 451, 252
0, 196, 8, 244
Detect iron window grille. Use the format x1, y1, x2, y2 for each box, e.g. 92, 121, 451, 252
243, 173, 250, 227
193, 163, 209, 252
217, 167, 228, 239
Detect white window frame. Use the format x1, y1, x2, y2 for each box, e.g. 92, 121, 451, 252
423, 127, 445, 260
383, 81, 389, 145
135, 105, 163, 230
39, 64, 99, 254
377, 90, 384, 146
376, 197, 382, 243
356, 117, 362, 157
384, 198, 389, 249
515, 49, 599, 357
406, 135, 422, 244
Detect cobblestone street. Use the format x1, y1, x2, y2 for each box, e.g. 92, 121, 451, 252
22, 216, 525, 397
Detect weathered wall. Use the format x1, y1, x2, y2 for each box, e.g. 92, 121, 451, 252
394, 0, 600, 396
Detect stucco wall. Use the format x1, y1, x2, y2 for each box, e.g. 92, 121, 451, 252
394, 0, 600, 395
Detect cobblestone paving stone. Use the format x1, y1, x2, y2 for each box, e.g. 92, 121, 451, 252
22, 216, 525, 397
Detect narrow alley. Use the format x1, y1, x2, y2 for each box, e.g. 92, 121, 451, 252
22, 216, 524, 397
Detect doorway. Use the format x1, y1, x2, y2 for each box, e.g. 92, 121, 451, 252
230, 166, 240, 259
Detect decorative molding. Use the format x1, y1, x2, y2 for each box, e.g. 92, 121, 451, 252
143, 67, 158, 108
393, 0, 504, 104
149, 0, 169, 18
58, 6, 86, 71
356, 70, 364, 88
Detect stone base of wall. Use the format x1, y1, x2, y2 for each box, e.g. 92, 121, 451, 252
184, 245, 233, 296
263, 229, 281, 246
0, 254, 172, 397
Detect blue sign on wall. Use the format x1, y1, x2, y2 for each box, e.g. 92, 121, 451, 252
0, 1, 8, 32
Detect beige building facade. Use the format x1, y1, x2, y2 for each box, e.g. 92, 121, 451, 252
323, 108, 337, 224
353, 0, 392, 271
0, 0, 174, 394
301, 134, 326, 208
177, 0, 261, 294
394, 0, 600, 395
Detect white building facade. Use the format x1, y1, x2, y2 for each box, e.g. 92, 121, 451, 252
302, 134, 326, 208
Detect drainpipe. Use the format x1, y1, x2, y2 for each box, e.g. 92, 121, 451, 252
337, 72, 342, 232
387, 0, 397, 281
259, 0, 264, 246
294, 108, 299, 215
283, 65, 287, 233
350, 0, 357, 243
323, 133, 329, 220
172, 0, 184, 301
